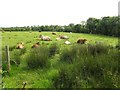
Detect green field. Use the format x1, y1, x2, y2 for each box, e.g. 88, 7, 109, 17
2, 32, 118, 47
2, 31, 119, 88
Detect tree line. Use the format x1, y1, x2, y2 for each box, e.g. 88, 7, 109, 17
1, 16, 120, 37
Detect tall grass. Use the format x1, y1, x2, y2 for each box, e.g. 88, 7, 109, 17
53, 43, 120, 88
2, 51, 7, 71
19, 48, 26, 55
2, 32, 119, 88
60, 45, 78, 63
26, 46, 50, 69
49, 43, 59, 57
10, 50, 22, 65
87, 43, 109, 56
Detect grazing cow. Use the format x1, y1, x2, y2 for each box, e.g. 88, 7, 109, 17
16, 42, 24, 49
31, 42, 40, 48
64, 41, 71, 45
56, 38, 61, 41
77, 39, 87, 44
39, 35, 52, 41
59, 35, 69, 39
52, 32, 56, 35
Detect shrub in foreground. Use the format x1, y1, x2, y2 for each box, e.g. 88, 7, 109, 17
49, 43, 59, 57
2, 51, 7, 71
53, 65, 74, 89
10, 50, 22, 65
53, 44, 119, 88
60, 45, 78, 63
88, 43, 109, 56
19, 48, 26, 55
9, 46, 16, 51
26, 46, 50, 69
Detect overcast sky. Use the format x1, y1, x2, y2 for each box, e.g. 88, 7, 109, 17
0, 0, 119, 27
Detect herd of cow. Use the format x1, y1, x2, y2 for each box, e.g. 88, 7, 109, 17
16, 32, 87, 49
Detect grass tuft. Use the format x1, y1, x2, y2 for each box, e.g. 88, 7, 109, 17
49, 43, 59, 57
26, 46, 50, 69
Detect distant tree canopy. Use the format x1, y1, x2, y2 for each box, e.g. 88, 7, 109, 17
1, 16, 120, 37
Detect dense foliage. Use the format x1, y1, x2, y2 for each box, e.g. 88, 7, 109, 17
1, 16, 120, 37
26, 46, 50, 69
53, 44, 120, 88
2, 32, 119, 88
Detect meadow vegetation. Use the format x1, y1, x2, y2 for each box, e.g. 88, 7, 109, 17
2, 31, 119, 88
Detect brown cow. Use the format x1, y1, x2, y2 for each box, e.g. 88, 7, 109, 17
52, 32, 56, 35
39, 35, 52, 41
77, 39, 87, 44
59, 35, 69, 39
16, 42, 24, 49
31, 42, 40, 48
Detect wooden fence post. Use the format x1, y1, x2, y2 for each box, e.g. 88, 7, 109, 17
5, 45, 10, 73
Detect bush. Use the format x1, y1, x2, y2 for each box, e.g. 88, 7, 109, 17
53, 64, 87, 88
19, 48, 26, 55
49, 43, 59, 57
2, 51, 7, 71
9, 46, 16, 51
53, 65, 74, 89
88, 43, 109, 56
77, 44, 88, 56
104, 49, 120, 73
11, 50, 21, 65
26, 46, 50, 69
115, 44, 120, 50
39, 30, 41, 32
60, 45, 78, 63
52, 44, 120, 88
2, 49, 21, 68
80, 56, 104, 79
101, 71, 119, 88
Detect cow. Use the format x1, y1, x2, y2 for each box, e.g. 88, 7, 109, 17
77, 39, 87, 44
31, 42, 40, 48
16, 42, 24, 49
56, 38, 61, 41
59, 35, 69, 39
52, 32, 56, 35
39, 35, 52, 41
64, 41, 71, 45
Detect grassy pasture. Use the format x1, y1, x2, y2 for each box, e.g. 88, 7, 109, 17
2, 31, 119, 88
2, 31, 118, 48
